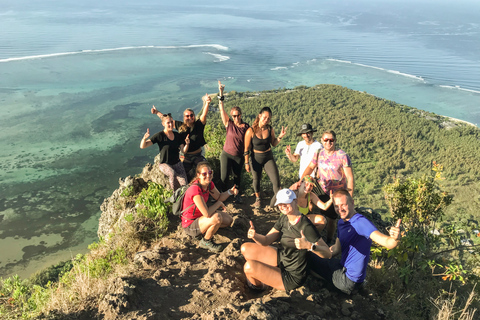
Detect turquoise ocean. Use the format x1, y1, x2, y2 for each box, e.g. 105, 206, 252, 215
1, 0, 479, 278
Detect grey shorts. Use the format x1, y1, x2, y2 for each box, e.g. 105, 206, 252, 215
183, 218, 202, 237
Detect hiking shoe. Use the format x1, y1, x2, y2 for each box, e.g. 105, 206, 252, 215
199, 238, 222, 253
234, 194, 244, 204
246, 278, 267, 292
253, 197, 261, 209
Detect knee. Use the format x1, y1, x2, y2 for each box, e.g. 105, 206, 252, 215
241, 243, 253, 258
244, 261, 255, 275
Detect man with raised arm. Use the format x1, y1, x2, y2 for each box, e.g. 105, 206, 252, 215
299, 189, 401, 295
151, 94, 211, 180
285, 123, 322, 179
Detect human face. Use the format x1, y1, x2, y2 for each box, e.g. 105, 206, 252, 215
197, 166, 213, 184
277, 202, 293, 215
258, 111, 271, 127
184, 111, 195, 125
322, 134, 336, 151
231, 111, 242, 125
304, 182, 314, 193
301, 132, 313, 143
163, 118, 174, 131
333, 194, 354, 221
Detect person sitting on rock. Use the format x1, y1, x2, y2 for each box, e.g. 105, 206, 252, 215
181, 161, 238, 253
241, 189, 331, 291
140, 114, 190, 191
305, 189, 402, 294
151, 93, 211, 180
290, 175, 331, 232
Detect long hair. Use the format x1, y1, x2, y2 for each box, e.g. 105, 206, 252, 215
230, 106, 243, 123
252, 107, 272, 131
179, 108, 195, 133
188, 161, 212, 185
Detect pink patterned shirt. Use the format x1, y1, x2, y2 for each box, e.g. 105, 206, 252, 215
311, 149, 352, 193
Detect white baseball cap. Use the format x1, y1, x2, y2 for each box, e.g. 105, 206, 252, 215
274, 189, 297, 206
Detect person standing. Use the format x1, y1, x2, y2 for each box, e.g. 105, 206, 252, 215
217, 81, 250, 203
140, 114, 190, 191
285, 123, 322, 179
304, 190, 401, 294
301, 130, 354, 244
151, 94, 211, 180
244, 107, 287, 209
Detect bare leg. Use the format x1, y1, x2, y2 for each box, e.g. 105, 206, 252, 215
241, 243, 285, 290
307, 214, 327, 232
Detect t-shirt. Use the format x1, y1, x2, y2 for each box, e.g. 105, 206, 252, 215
274, 214, 321, 278
175, 119, 206, 152
337, 213, 377, 283
294, 140, 322, 179
311, 149, 352, 193
181, 181, 214, 228
149, 131, 182, 165
223, 119, 250, 157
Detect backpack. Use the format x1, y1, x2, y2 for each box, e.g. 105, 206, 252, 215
167, 183, 199, 216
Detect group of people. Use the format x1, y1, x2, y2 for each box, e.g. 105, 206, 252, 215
140, 82, 402, 295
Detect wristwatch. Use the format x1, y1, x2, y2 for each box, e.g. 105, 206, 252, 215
309, 243, 317, 251
218, 95, 225, 101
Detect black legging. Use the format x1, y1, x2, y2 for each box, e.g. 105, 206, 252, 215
250, 150, 281, 207
219, 150, 244, 192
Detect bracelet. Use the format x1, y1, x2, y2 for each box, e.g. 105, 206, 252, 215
218, 95, 225, 101
227, 189, 233, 195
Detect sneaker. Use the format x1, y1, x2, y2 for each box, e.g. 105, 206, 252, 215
199, 238, 222, 253
253, 198, 261, 209
234, 194, 244, 204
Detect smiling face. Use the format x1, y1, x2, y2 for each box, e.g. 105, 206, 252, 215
322, 133, 336, 152
301, 132, 314, 144
304, 181, 314, 193
162, 116, 175, 131
258, 111, 271, 127
183, 110, 195, 126
277, 201, 294, 215
333, 193, 355, 221
197, 164, 213, 185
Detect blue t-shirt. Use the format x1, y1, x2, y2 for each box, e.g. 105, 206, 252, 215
338, 213, 377, 283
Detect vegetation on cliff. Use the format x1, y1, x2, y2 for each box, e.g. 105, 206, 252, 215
1, 84, 479, 319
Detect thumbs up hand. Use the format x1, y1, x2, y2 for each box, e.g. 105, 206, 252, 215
294, 230, 311, 250
389, 219, 402, 240
247, 221, 256, 239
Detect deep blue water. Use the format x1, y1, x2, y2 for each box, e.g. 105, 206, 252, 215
0, 0, 479, 278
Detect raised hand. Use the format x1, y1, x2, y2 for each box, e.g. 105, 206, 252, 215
389, 219, 402, 240
294, 230, 310, 250
143, 128, 150, 140
285, 145, 291, 156
218, 80, 225, 94
247, 221, 256, 239
230, 184, 239, 196
203, 93, 212, 104
185, 134, 190, 145
151, 105, 158, 114
279, 126, 288, 139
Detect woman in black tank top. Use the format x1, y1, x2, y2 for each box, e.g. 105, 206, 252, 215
244, 107, 287, 209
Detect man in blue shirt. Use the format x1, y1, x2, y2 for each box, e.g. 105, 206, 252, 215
304, 189, 401, 294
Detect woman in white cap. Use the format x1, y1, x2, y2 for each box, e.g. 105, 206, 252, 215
241, 189, 331, 291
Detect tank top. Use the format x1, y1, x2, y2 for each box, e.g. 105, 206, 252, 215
298, 193, 310, 215
252, 127, 271, 152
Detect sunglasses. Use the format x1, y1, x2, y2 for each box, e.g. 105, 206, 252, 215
200, 170, 213, 177
323, 138, 335, 143
185, 114, 195, 118
162, 113, 172, 118
232, 114, 241, 118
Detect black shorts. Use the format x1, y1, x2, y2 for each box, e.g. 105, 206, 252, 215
277, 252, 306, 291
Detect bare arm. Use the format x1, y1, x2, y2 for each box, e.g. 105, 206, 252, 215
311, 192, 333, 211
300, 161, 316, 181
151, 105, 165, 119
369, 219, 402, 250
140, 129, 154, 149
209, 185, 238, 202
344, 166, 355, 198
244, 128, 253, 173
180, 134, 190, 154
192, 194, 224, 217
218, 81, 229, 127
295, 230, 332, 259
271, 126, 287, 147
285, 145, 300, 162
248, 221, 280, 246
199, 94, 211, 125
329, 238, 341, 257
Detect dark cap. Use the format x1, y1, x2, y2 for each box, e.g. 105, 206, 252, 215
297, 123, 317, 136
